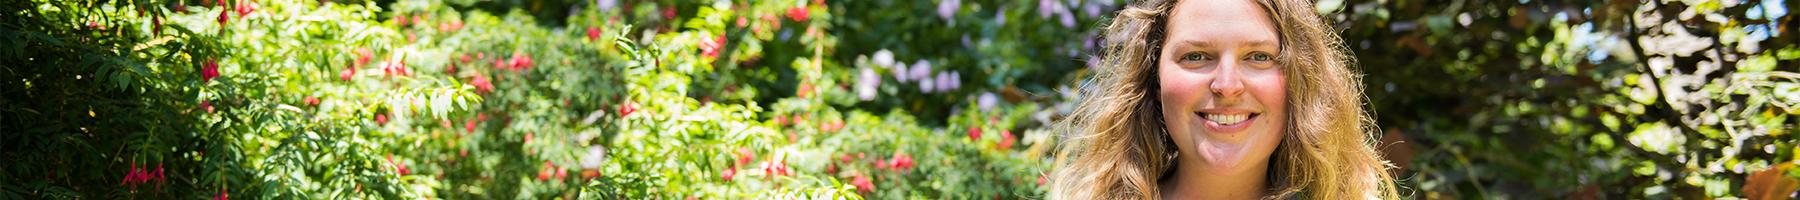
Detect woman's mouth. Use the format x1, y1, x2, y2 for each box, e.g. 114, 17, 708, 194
1197, 112, 1259, 133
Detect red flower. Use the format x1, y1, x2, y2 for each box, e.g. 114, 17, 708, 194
851, 174, 874, 193
735, 148, 755, 166
997, 130, 1016, 149
537, 161, 555, 181
355, 48, 374, 67
661, 8, 677, 19
888, 154, 914, 171
202, 59, 221, 83
524, 132, 534, 144
339, 67, 355, 81
508, 53, 533, 70
303, 97, 319, 106
385, 154, 410, 175
470, 75, 493, 94
1036, 175, 1046, 185
786, 7, 809, 21
700, 35, 726, 58
721, 167, 736, 182
618, 102, 638, 118
761, 160, 791, 177
374, 113, 388, 125
586, 27, 603, 41
967, 127, 982, 141
234, 1, 255, 17
199, 100, 214, 113
216, 9, 229, 25
464, 119, 477, 132
215, 188, 228, 200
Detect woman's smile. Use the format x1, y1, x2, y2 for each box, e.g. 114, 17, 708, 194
1196, 108, 1261, 134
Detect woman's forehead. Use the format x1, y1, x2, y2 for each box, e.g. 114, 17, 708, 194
1163, 0, 1280, 45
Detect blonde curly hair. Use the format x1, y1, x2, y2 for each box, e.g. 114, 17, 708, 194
1049, 0, 1400, 199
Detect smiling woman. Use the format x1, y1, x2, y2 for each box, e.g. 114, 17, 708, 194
1048, 0, 1400, 199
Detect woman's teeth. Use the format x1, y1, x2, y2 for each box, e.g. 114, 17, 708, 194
1205, 113, 1251, 125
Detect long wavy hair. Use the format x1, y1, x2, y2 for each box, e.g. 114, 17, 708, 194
1048, 0, 1399, 199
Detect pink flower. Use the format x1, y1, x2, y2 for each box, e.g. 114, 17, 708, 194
374, 113, 388, 125
464, 119, 477, 132
735, 149, 755, 166
470, 75, 493, 94
234, 1, 255, 17
538, 161, 555, 181
967, 127, 982, 141
786, 7, 809, 21
851, 174, 874, 193
303, 97, 319, 106
888, 154, 914, 171
586, 27, 603, 41
199, 100, 214, 113
998, 130, 1015, 149
355, 48, 374, 67
721, 167, 736, 182
617, 102, 638, 118
339, 68, 355, 81
508, 53, 533, 70
215, 188, 228, 200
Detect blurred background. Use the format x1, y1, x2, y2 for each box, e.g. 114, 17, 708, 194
1, 0, 1795, 199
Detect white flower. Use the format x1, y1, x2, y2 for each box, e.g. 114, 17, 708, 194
873, 49, 895, 68
581, 146, 607, 169
858, 67, 880, 101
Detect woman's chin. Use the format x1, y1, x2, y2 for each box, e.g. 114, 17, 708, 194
1194, 140, 1251, 174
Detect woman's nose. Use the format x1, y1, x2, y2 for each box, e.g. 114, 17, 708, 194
1210, 60, 1246, 99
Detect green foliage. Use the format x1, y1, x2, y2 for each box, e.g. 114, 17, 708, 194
3, 0, 1795, 199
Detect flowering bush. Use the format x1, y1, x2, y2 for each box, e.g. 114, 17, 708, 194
4, 0, 1795, 199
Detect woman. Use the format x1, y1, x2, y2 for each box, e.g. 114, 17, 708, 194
1049, 0, 1400, 199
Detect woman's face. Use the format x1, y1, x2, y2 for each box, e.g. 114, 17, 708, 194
1157, 0, 1287, 176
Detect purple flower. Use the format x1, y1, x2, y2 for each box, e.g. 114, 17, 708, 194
909, 60, 932, 84
596, 0, 617, 11
1038, 0, 1055, 19
949, 71, 961, 90
894, 62, 911, 83
858, 67, 880, 100
938, 0, 961, 23
935, 72, 953, 92
1083, 1, 1102, 18
994, 9, 1007, 26
978, 92, 998, 112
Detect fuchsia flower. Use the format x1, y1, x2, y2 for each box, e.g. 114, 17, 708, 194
374, 113, 388, 125
508, 53, 533, 70
215, 188, 228, 200
538, 161, 554, 181
587, 27, 603, 41
470, 74, 493, 94
786, 7, 809, 21
464, 119, 477, 132
355, 48, 374, 67
888, 154, 915, 171
339, 68, 355, 81
216, 8, 229, 25
234, 0, 255, 17
851, 174, 874, 193
761, 159, 791, 177
202, 59, 221, 83
617, 102, 638, 118
967, 127, 982, 141
998, 130, 1016, 149
735, 148, 755, 166
721, 167, 737, 182
385, 154, 410, 175
199, 100, 215, 113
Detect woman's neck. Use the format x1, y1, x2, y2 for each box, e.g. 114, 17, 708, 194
1158, 161, 1270, 200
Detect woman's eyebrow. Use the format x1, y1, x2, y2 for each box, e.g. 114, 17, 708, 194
1172, 40, 1278, 49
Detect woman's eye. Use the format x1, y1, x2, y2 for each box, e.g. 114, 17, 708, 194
1247, 52, 1273, 62
1181, 52, 1211, 61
